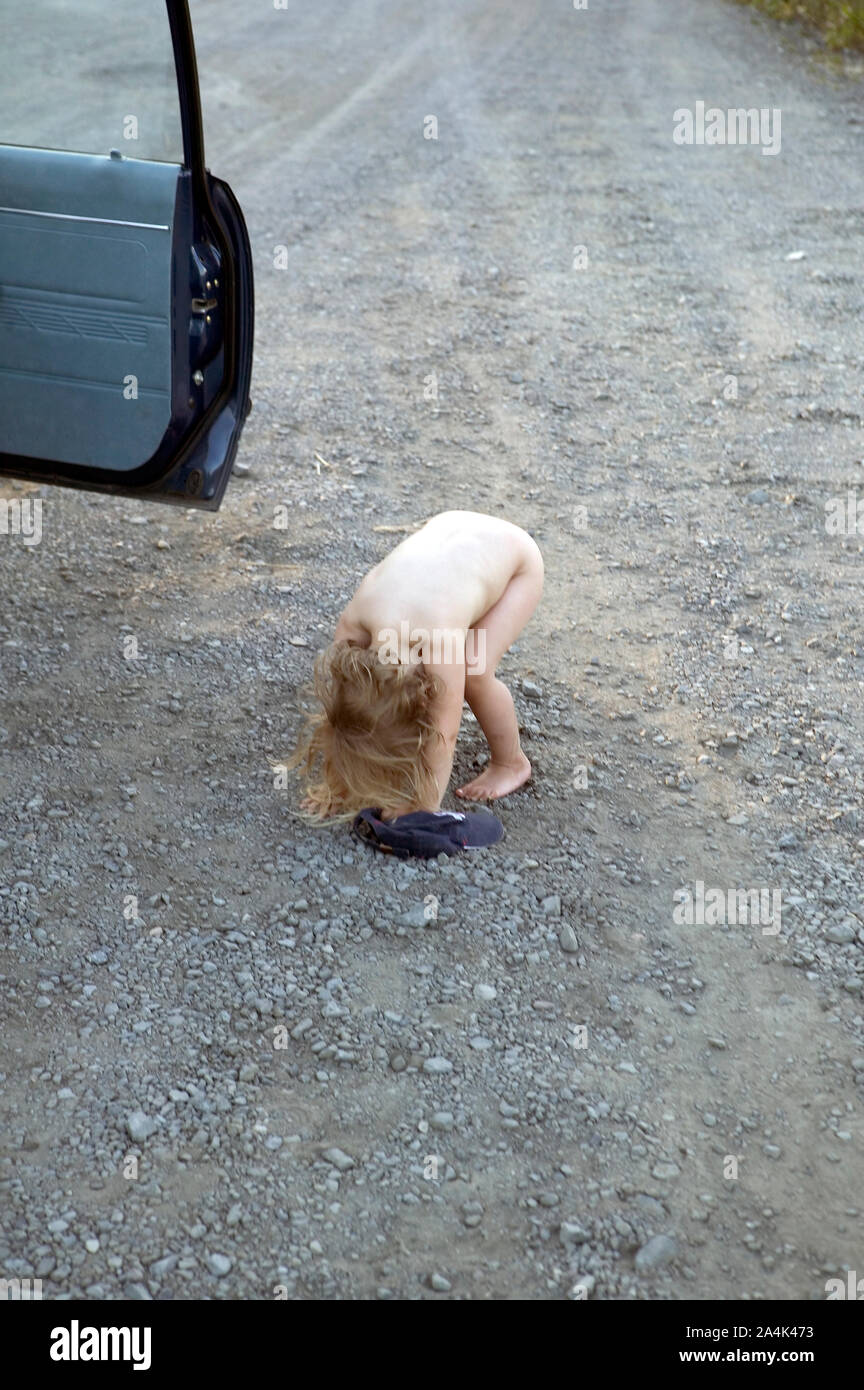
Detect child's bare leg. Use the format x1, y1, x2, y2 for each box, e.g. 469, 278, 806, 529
457, 673, 530, 800
456, 553, 542, 801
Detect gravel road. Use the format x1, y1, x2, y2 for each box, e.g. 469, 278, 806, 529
2, 0, 864, 1301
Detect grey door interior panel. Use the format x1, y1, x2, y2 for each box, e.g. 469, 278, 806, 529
0, 145, 180, 470
0, 143, 180, 224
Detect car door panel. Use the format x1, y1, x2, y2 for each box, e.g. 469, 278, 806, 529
0, 145, 178, 470
0, 0, 254, 509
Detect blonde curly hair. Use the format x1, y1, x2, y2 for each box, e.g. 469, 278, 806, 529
288, 642, 444, 820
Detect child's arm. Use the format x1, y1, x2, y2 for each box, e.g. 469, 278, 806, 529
423, 657, 466, 808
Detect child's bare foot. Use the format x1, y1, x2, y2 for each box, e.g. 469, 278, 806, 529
455, 753, 531, 801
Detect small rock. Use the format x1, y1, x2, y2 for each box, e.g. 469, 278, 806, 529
207, 1253, 232, 1277
461, 1201, 484, 1228
126, 1111, 157, 1143
559, 1222, 589, 1247
124, 1283, 153, 1301
826, 922, 856, 945
651, 1161, 681, 1181
430, 1111, 454, 1130
423, 1057, 453, 1075
632, 1194, 666, 1220
559, 924, 579, 953
400, 903, 429, 928
322, 1147, 354, 1172
428, 1273, 451, 1291
635, 1234, 678, 1272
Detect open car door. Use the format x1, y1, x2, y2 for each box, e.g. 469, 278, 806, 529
0, 0, 253, 509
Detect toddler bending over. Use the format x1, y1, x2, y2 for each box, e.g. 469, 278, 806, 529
290, 510, 543, 819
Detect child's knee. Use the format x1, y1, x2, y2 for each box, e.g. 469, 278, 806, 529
465, 662, 497, 691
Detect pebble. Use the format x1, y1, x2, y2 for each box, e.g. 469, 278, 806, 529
207, 1253, 233, 1277
322, 1147, 354, 1171
632, 1194, 666, 1220
635, 1234, 678, 1271
428, 1272, 451, 1291
423, 1057, 453, 1074
430, 1111, 454, 1130
826, 922, 857, 944
126, 1111, 157, 1143
400, 903, 430, 928
461, 1201, 484, 1228
652, 1161, 681, 1180
560, 1222, 589, 1246
559, 924, 579, 952
474, 983, 497, 1002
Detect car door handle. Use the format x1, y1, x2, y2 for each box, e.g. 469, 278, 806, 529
191, 296, 218, 313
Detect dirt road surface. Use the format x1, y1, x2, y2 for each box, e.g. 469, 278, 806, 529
2, 0, 864, 1300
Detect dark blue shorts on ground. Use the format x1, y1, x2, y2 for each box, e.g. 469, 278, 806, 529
352, 807, 504, 858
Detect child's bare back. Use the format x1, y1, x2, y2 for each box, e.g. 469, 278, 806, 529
337, 511, 539, 647
291, 511, 543, 819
